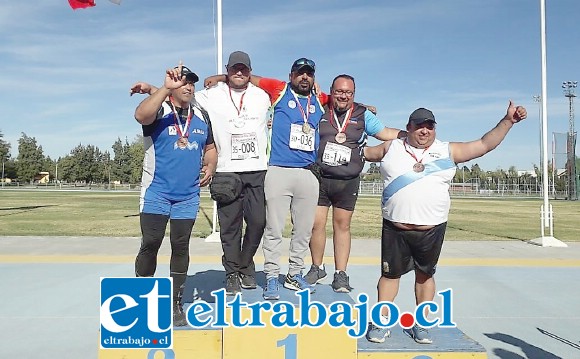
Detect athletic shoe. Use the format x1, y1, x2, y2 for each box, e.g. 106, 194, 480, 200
304, 264, 327, 285
240, 274, 257, 289
173, 301, 187, 327
331, 271, 353, 293
225, 273, 241, 296
366, 322, 391, 343
283, 273, 316, 292
404, 325, 433, 344
263, 277, 280, 300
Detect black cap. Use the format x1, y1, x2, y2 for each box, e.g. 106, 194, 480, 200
290, 57, 316, 73
175, 65, 199, 83
408, 108, 436, 125
226, 51, 251, 70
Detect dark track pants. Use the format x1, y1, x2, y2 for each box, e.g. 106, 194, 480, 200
135, 213, 195, 299
218, 171, 266, 277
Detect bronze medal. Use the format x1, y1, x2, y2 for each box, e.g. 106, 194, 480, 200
335, 132, 347, 144
302, 123, 311, 133
413, 162, 425, 172
177, 137, 188, 149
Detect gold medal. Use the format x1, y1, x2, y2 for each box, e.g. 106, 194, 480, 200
177, 137, 188, 149
302, 123, 311, 133
413, 162, 425, 172
335, 132, 347, 144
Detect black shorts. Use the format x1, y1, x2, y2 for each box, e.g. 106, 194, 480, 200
380, 219, 447, 278
317, 176, 360, 211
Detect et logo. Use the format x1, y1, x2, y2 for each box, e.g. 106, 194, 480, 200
100, 277, 173, 349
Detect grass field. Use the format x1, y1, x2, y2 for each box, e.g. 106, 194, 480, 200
0, 189, 578, 241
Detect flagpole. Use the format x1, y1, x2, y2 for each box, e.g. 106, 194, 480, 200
206, 0, 223, 243
530, 0, 567, 247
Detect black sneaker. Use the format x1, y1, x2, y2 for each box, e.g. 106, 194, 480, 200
225, 273, 241, 296
304, 264, 327, 285
173, 301, 187, 327
331, 271, 353, 293
240, 274, 257, 289
283, 273, 315, 292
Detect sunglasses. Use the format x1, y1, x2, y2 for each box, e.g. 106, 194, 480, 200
292, 58, 316, 72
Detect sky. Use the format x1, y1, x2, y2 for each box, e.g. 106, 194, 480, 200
1, 0, 579, 172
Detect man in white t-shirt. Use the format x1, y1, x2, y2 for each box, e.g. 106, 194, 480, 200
362, 102, 527, 345
195, 52, 271, 295
130, 52, 271, 296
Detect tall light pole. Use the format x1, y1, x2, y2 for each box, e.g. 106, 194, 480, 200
533, 95, 542, 180
530, 0, 566, 247
562, 81, 577, 200
205, 0, 223, 243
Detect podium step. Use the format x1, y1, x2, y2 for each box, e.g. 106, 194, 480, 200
358, 325, 487, 358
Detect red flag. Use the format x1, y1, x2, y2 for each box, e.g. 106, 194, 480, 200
68, 0, 96, 10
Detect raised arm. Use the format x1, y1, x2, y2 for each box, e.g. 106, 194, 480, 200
373, 127, 407, 141
365, 109, 407, 141
203, 74, 227, 88
130, 82, 159, 96
134, 87, 172, 125
450, 100, 527, 164
134, 65, 185, 125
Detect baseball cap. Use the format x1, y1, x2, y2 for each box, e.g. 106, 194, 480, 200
174, 65, 199, 83
291, 58, 316, 73
226, 51, 252, 70
408, 108, 436, 125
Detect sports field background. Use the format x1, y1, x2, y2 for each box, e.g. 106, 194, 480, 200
0, 190, 578, 241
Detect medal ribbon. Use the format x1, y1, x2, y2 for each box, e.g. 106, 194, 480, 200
331, 104, 354, 135
290, 89, 311, 125
228, 87, 246, 116
403, 139, 431, 165
169, 97, 192, 138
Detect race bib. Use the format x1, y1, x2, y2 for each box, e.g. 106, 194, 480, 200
289, 124, 315, 151
322, 142, 351, 166
231, 132, 259, 160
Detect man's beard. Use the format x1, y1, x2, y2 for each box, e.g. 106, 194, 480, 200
291, 82, 312, 96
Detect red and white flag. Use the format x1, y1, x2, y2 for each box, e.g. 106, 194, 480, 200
68, 0, 96, 10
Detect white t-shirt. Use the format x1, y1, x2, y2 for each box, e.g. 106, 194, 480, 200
380, 138, 457, 225
195, 82, 271, 172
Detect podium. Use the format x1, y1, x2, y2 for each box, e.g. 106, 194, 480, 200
98, 272, 487, 359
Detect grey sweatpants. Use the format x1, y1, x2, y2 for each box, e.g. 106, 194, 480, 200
262, 165, 319, 278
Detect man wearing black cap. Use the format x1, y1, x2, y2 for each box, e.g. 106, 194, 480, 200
362, 102, 527, 344
133, 63, 217, 326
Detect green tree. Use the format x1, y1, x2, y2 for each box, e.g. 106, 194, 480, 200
16, 133, 45, 183
59, 144, 105, 184
111, 138, 132, 183
0, 130, 13, 181
58, 155, 76, 183
0, 130, 11, 164
128, 135, 144, 183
